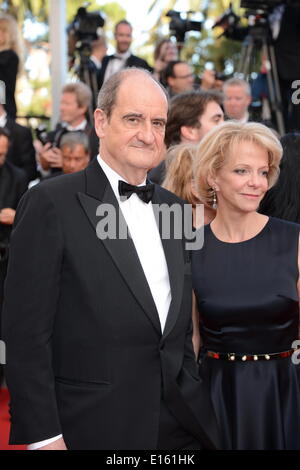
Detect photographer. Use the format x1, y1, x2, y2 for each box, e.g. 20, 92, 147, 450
36, 82, 98, 178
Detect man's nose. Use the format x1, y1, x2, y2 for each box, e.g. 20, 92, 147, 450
137, 122, 155, 145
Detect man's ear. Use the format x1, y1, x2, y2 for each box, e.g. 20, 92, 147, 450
181, 125, 199, 142
94, 109, 108, 139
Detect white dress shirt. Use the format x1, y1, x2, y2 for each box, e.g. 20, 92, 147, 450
28, 155, 171, 449
90, 55, 102, 70
103, 50, 131, 83
65, 119, 87, 132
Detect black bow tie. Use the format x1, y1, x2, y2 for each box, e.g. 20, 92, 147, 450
118, 180, 154, 204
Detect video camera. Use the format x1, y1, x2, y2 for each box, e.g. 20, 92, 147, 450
68, 4, 105, 58
68, 5, 105, 42
166, 10, 202, 43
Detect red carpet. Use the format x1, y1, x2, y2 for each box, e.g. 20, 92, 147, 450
0, 388, 25, 450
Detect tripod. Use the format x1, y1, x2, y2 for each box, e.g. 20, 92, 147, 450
71, 45, 99, 124
236, 23, 285, 136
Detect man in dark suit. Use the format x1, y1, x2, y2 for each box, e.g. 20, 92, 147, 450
273, 2, 300, 131
0, 126, 27, 385
2, 68, 220, 450
98, 20, 152, 89
0, 126, 28, 281
0, 104, 37, 184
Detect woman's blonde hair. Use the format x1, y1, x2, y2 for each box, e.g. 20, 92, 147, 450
193, 121, 283, 207
162, 142, 200, 205
0, 13, 22, 68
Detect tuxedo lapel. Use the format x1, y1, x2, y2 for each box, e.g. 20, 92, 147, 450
77, 159, 162, 335
152, 186, 185, 339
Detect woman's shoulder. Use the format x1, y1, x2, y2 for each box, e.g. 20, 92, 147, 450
269, 216, 300, 236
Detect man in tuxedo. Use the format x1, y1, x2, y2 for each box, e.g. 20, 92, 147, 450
0, 127, 27, 385
98, 20, 152, 88
2, 68, 220, 450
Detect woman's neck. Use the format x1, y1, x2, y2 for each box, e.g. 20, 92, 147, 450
210, 209, 268, 243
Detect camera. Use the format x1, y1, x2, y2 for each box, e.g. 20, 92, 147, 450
35, 124, 68, 148
166, 10, 202, 43
67, 5, 105, 60
212, 3, 240, 30
35, 124, 50, 146
68, 6, 105, 43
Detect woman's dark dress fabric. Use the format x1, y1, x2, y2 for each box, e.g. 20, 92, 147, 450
192, 217, 300, 449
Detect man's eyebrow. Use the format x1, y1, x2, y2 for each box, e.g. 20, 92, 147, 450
122, 112, 143, 119
122, 113, 167, 124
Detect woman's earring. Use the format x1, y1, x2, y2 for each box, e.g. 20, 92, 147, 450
212, 188, 217, 210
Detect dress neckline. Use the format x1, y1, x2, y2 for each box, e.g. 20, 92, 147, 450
208, 217, 271, 245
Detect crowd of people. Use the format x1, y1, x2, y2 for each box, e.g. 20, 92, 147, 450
1, 6, 300, 451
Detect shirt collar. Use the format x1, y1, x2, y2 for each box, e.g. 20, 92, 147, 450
239, 111, 249, 124
90, 55, 102, 69
114, 50, 131, 61
65, 119, 87, 131
97, 155, 146, 203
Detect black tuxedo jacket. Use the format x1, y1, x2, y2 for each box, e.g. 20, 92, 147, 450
0, 160, 27, 245
0, 50, 18, 119
2, 158, 220, 450
98, 54, 153, 89
5, 117, 37, 184
274, 4, 300, 80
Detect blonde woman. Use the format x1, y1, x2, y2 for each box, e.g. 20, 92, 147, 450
192, 121, 300, 449
0, 13, 22, 118
162, 142, 216, 227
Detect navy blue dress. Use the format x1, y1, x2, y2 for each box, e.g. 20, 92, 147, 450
192, 217, 300, 449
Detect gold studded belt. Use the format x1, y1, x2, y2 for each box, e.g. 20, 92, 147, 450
206, 349, 296, 362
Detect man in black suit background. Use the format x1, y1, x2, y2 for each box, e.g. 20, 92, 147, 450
98, 20, 152, 88
0, 126, 27, 385
0, 104, 37, 185
273, 2, 300, 131
2, 68, 220, 450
